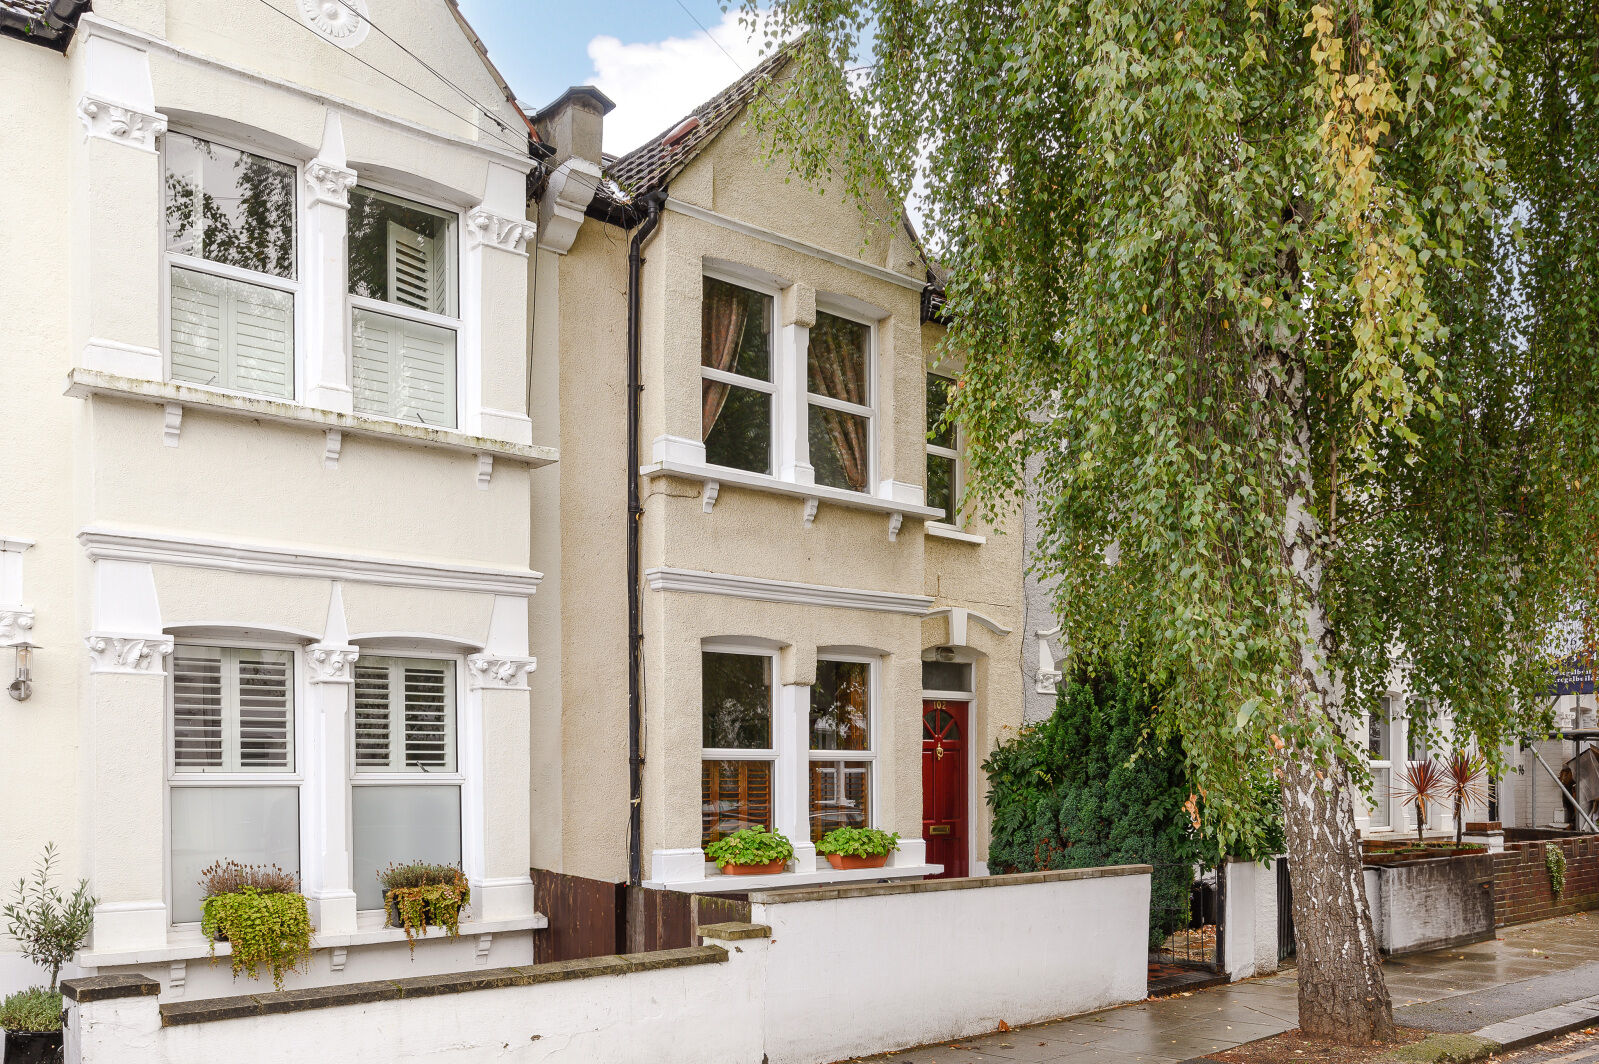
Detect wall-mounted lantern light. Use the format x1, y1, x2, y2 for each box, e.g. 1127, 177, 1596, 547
7, 642, 33, 702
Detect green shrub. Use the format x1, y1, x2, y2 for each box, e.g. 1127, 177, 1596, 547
984, 659, 1283, 949
379, 864, 470, 949
816, 827, 900, 858
705, 827, 794, 870
0, 987, 62, 1033
2, 844, 96, 991
201, 886, 312, 991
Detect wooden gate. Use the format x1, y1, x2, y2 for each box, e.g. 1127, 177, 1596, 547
532, 868, 752, 963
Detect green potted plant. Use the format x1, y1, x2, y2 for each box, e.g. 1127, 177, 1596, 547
198, 861, 312, 991
2, 844, 95, 996
816, 827, 901, 870
705, 827, 794, 875
378, 863, 470, 949
0, 987, 62, 1064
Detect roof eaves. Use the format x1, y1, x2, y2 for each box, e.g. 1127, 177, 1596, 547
0, 0, 87, 50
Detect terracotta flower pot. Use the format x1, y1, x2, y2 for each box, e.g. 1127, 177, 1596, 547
824, 853, 889, 870
719, 858, 787, 875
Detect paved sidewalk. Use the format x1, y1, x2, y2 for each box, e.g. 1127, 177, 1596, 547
844, 912, 1599, 1064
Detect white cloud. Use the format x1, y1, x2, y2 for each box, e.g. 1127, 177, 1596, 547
586, 9, 772, 155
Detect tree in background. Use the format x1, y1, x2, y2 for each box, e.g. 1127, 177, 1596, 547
741, 0, 1598, 1044
985, 659, 1283, 949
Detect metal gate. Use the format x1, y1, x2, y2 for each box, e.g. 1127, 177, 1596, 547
1149, 862, 1223, 972
1275, 857, 1297, 964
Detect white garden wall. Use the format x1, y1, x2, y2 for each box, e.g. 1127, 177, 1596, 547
63, 867, 1150, 1064
751, 867, 1151, 1064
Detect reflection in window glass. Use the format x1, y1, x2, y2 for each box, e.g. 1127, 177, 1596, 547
164, 133, 296, 279
809, 760, 871, 841
702, 759, 773, 847
703, 379, 772, 474
810, 660, 870, 751
702, 277, 771, 380
702, 652, 772, 749
927, 453, 955, 519
809, 405, 870, 492
348, 187, 457, 317
921, 660, 972, 693
170, 786, 298, 924
926, 374, 955, 448
352, 785, 461, 909
808, 313, 868, 403
1369, 698, 1391, 759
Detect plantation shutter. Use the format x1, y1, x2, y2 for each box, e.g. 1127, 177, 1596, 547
351, 309, 457, 428
352, 657, 456, 773
169, 267, 293, 398
386, 220, 445, 315
172, 645, 293, 772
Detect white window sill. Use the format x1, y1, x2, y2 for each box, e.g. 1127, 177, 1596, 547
644, 858, 943, 894
641, 459, 944, 522
925, 522, 986, 545
64, 368, 557, 467
74, 910, 548, 969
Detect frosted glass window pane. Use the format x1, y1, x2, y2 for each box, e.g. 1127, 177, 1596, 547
352, 786, 461, 910
170, 787, 299, 924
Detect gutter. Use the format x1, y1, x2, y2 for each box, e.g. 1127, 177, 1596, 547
1, 0, 87, 49
626, 189, 667, 886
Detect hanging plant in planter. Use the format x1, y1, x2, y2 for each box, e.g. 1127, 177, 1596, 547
706, 827, 794, 875
0, 987, 63, 1064
1547, 844, 1567, 898
816, 827, 900, 870
199, 861, 312, 991
378, 863, 470, 950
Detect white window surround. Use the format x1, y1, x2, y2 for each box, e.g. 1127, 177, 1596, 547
165, 637, 309, 929
807, 654, 878, 845
655, 642, 936, 892
160, 132, 304, 404
653, 269, 939, 535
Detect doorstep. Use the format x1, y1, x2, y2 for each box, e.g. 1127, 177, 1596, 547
644, 862, 943, 894
75, 910, 548, 968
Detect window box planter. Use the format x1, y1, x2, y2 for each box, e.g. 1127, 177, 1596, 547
198, 862, 312, 991
816, 827, 900, 873
4, 1029, 62, 1064
824, 853, 888, 870
378, 864, 470, 950
706, 827, 795, 878
719, 858, 790, 876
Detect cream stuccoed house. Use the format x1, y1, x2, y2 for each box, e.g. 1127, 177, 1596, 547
0, 0, 554, 999
531, 50, 1027, 894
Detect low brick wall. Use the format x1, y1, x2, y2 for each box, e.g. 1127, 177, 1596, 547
1493, 834, 1599, 927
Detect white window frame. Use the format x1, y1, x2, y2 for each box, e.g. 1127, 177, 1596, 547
925, 372, 961, 527
701, 643, 779, 847
164, 637, 308, 928
700, 269, 779, 478
807, 654, 878, 839
1366, 694, 1396, 831
806, 300, 878, 495
346, 181, 465, 431
348, 650, 468, 913
160, 130, 305, 402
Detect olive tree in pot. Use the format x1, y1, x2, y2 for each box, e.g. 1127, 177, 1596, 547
706, 827, 794, 875
1, 844, 95, 1064
816, 827, 900, 870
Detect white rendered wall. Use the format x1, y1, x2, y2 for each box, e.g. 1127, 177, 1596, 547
752, 870, 1150, 1064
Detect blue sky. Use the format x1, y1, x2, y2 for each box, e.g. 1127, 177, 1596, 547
455, 1, 774, 154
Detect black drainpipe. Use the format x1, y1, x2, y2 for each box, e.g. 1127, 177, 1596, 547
626, 190, 667, 887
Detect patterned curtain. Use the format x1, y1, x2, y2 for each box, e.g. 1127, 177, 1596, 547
701, 287, 749, 440
808, 323, 869, 491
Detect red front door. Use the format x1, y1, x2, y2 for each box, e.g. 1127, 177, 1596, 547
922, 700, 968, 879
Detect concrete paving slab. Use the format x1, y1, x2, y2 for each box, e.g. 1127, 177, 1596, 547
1399, 965, 1599, 1033
1473, 996, 1599, 1051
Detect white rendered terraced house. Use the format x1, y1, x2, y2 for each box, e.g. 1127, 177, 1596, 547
0, 0, 554, 1000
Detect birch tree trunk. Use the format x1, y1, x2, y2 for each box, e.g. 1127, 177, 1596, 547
1275, 362, 1397, 1044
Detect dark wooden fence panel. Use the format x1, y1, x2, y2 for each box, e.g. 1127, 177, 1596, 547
532, 868, 622, 964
